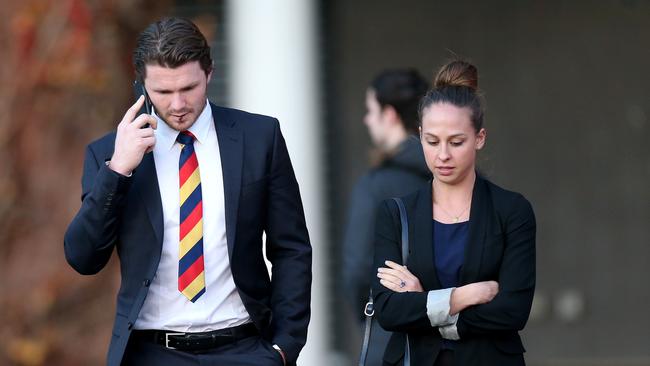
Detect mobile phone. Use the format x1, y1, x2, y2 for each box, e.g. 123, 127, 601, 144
133, 80, 153, 126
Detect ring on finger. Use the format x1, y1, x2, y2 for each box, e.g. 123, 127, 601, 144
399, 280, 406, 288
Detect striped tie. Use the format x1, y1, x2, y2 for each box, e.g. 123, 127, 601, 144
177, 131, 205, 302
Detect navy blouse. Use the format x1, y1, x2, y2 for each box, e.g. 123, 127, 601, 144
433, 219, 469, 349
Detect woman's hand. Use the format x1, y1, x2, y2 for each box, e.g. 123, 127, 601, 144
377, 260, 424, 293
450, 280, 499, 315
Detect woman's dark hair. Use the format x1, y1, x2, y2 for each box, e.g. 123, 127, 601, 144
370, 69, 429, 134
133, 17, 213, 81
419, 60, 484, 132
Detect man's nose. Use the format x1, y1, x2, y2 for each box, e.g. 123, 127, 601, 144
170, 93, 185, 111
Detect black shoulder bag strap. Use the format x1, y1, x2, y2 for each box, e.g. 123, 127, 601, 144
358, 289, 374, 366
359, 198, 410, 366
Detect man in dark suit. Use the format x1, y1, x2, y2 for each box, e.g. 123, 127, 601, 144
64, 17, 311, 366
341, 69, 429, 365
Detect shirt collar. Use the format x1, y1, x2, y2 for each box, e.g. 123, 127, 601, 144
154, 99, 212, 150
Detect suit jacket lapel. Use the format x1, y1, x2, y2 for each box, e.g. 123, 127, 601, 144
460, 174, 489, 284
410, 183, 443, 290
212, 104, 242, 258
134, 152, 164, 250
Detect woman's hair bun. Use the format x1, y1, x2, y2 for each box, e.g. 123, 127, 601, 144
433, 60, 478, 91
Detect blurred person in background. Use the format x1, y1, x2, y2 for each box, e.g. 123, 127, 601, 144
64, 17, 311, 366
374, 60, 536, 366
341, 69, 430, 365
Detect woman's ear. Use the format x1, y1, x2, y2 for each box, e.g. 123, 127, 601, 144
476, 128, 486, 150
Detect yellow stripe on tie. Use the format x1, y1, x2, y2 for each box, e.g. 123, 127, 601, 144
181, 271, 206, 299
179, 219, 203, 258
180, 169, 201, 205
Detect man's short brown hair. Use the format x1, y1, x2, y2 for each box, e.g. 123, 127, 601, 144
133, 17, 213, 81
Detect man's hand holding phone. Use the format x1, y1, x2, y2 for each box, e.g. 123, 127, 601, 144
109, 95, 157, 176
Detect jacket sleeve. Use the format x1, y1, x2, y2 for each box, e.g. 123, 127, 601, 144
341, 175, 377, 319
264, 119, 312, 365
372, 200, 432, 333
64, 144, 131, 275
457, 194, 536, 337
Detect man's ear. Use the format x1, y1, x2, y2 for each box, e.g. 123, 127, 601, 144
382, 105, 400, 126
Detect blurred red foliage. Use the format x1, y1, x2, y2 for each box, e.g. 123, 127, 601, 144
0, 0, 171, 364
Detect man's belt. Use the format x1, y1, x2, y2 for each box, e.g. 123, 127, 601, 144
131, 323, 259, 351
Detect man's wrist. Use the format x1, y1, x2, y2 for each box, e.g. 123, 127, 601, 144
272, 344, 287, 365
105, 160, 132, 177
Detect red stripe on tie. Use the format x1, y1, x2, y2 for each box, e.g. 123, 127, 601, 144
180, 201, 202, 239
180, 153, 199, 186
178, 255, 205, 291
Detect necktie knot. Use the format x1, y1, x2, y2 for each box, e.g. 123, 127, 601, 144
176, 131, 195, 146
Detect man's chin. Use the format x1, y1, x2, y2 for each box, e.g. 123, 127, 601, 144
164, 117, 196, 131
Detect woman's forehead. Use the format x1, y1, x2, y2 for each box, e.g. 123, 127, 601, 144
421, 104, 473, 132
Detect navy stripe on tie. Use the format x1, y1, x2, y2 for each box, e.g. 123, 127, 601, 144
190, 288, 206, 303
179, 145, 194, 167
178, 238, 204, 275
180, 184, 202, 221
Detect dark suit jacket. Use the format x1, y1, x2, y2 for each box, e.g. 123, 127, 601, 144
372, 174, 535, 366
64, 104, 312, 366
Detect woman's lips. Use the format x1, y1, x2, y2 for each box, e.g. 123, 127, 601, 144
436, 166, 454, 175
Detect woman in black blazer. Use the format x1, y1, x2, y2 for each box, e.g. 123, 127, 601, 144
373, 60, 536, 366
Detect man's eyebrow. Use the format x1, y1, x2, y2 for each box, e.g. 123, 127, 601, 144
150, 81, 200, 93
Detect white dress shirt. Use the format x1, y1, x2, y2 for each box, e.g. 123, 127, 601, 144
427, 288, 460, 340
134, 100, 251, 332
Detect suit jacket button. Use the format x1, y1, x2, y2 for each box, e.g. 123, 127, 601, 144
143, 279, 151, 287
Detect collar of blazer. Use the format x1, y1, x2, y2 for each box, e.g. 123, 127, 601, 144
407, 173, 493, 290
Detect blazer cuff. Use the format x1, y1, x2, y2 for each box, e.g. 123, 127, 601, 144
93, 163, 133, 212
426, 288, 458, 327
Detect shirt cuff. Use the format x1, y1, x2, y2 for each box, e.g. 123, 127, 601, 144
272, 344, 287, 365
438, 322, 460, 340
426, 288, 458, 327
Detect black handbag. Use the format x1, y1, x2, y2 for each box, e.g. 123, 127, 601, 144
359, 197, 411, 366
